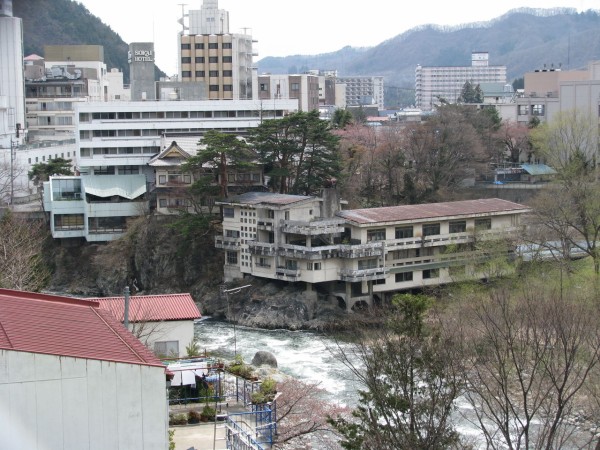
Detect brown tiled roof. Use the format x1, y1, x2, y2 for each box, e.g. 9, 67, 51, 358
337, 198, 530, 225
0, 289, 164, 368
89, 293, 201, 322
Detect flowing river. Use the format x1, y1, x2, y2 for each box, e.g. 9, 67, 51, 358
193, 317, 361, 407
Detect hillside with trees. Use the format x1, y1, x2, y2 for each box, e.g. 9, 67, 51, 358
13, 0, 166, 83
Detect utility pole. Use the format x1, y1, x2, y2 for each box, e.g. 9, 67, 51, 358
124, 285, 130, 328
220, 284, 252, 356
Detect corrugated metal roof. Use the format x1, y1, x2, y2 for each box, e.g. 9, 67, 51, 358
81, 174, 146, 199
521, 164, 557, 176
337, 198, 530, 225
0, 289, 164, 367
221, 191, 313, 206
89, 293, 201, 322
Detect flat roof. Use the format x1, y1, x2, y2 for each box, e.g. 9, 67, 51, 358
337, 198, 530, 225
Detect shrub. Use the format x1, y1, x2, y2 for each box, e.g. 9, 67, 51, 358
201, 404, 216, 421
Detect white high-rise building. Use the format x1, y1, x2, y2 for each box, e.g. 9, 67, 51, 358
415, 52, 507, 110
0, 0, 25, 149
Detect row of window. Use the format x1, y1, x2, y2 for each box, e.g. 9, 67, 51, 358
28, 152, 72, 165
80, 147, 159, 157
181, 43, 233, 50
181, 56, 232, 64
366, 219, 491, 242
81, 110, 264, 122
54, 215, 127, 233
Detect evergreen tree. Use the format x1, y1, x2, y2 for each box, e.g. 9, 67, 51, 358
330, 294, 463, 449
28, 157, 73, 187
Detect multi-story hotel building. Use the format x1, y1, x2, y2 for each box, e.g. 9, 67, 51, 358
43, 98, 298, 241
179, 0, 257, 100
216, 191, 529, 309
336, 76, 384, 110
416, 52, 507, 110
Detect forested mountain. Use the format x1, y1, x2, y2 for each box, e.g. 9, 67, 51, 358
13, 0, 165, 83
258, 8, 600, 106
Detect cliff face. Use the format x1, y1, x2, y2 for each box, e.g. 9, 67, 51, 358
47, 215, 346, 330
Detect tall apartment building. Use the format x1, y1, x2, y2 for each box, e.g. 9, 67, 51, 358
43, 98, 298, 241
216, 192, 529, 309
336, 76, 384, 110
415, 52, 507, 110
0, 0, 25, 150
179, 0, 257, 100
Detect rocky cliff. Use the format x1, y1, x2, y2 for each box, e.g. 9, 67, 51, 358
47, 215, 348, 330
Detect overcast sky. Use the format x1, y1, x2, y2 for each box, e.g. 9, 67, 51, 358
77, 0, 597, 76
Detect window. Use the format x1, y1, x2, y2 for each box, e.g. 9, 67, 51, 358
181, 43, 191, 50
159, 198, 167, 208
154, 341, 179, 357
209, 70, 219, 77
222, 56, 232, 63
449, 220, 466, 233
358, 259, 377, 270
208, 43, 218, 49
260, 83, 268, 91
531, 104, 545, 116
267, 210, 275, 219
195, 70, 205, 77
291, 83, 300, 90
225, 229, 240, 238
223, 85, 233, 91
88, 216, 126, 233
286, 260, 298, 270
518, 105, 528, 115
54, 214, 84, 230
223, 70, 232, 77
195, 43, 204, 49
423, 268, 439, 279
209, 85, 219, 91
367, 229, 386, 242
195, 57, 205, 64
307, 262, 322, 270
395, 226, 413, 239
182, 71, 192, 78
223, 207, 234, 218
284, 211, 290, 220
395, 272, 413, 282
222, 42, 232, 49
226, 251, 238, 265
52, 178, 81, 201
181, 57, 191, 63
422, 223, 440, 237
475, 218, 492, 230
209, 56, 218, 63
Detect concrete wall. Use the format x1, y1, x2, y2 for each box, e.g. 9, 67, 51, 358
0, 350, 168, 450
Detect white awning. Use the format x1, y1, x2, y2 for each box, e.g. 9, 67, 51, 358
81, 175, 147, 199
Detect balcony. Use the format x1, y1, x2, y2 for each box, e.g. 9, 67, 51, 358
281, 218, 345, 236
257, 220, 274, 231
275, 267, 300, 281
247, 241, 277, 256
215, 236, 241, 249
278, 243, 338, 260
339, 267, 388, 282
338, 242, 384, 258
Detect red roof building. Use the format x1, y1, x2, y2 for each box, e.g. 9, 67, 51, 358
88, 293, 201, 358
0, 288, 169, 449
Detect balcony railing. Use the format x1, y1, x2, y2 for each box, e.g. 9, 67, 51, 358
338, 242, 384, 258
281, 218, 345, 236
278, 243, 339, 260
247, 241, 277, 256
275, 267, 300, 281
215, 236, 240, 249
339, 267, 388, 282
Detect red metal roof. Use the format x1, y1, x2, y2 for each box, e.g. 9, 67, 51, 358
89, 293, 201, 322
337, 198, 530, 225
0, 289, 164, 368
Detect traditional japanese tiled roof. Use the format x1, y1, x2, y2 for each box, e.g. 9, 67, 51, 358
148, 141, 192, 167
220, 191, 313, 207
337, 198, 530, 225
0, 289, 164, 367
89, 293, 201, 322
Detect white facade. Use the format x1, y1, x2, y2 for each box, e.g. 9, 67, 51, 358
0, 349, 168, 450
0, 5, 25, 150
415, 52, 507, 110
131, 320, 196, 358
336, 76, 384, 109
217, 192, 529, 310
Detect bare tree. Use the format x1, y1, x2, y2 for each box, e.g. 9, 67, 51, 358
0, 211, 50, 290
453, 277, 600, 450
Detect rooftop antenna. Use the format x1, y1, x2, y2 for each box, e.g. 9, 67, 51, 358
178, 3, 187, 33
